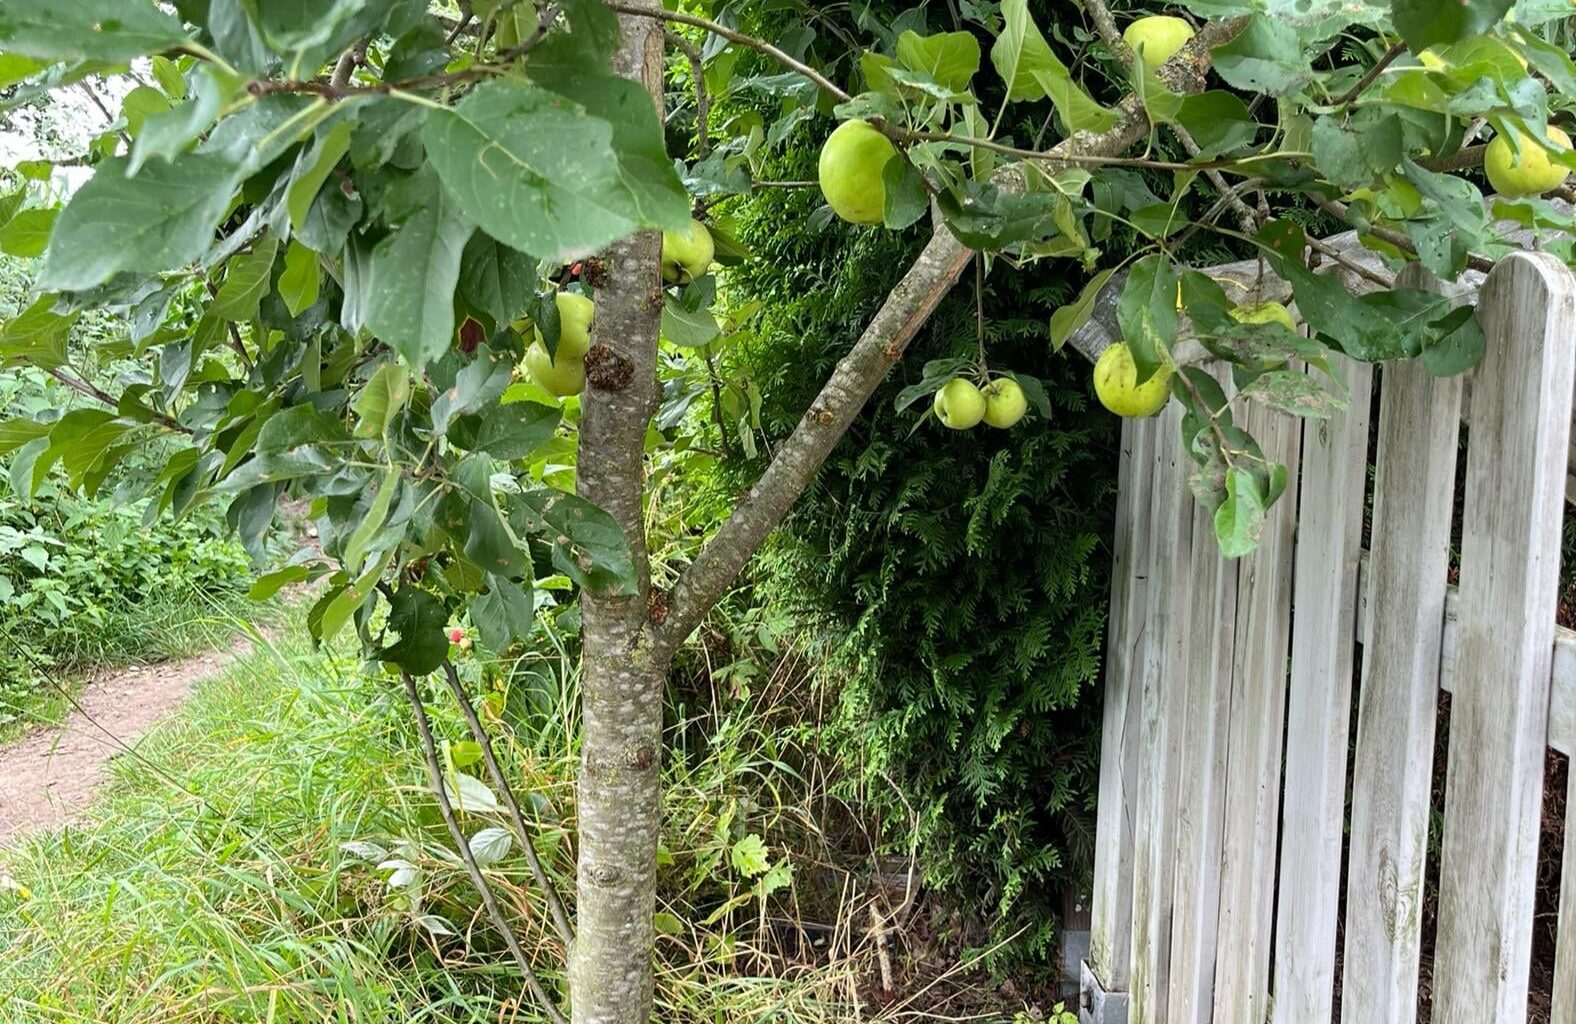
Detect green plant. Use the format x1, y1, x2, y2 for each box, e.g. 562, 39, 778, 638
0, 482, 254, 734
710, 148, 1115, 968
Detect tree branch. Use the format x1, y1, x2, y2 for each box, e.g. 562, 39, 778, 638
44, 367, 192, 434
652, 18, 1249, 654
1310, 195, 1496, 274
665, 29, 711, 159
1335, 41, 1406, 108
603, 1, 852, 103
440, 662, 575, 948
1081, 0, 1256, 234
330, 39, 368, 89
400, 672, 569, 1024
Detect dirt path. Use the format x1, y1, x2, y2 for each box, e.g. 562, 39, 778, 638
0, 638, 255, 846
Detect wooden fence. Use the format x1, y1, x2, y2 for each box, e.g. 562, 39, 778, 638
1080, 251, 1576, 1024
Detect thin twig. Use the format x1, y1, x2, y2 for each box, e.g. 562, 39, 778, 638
444, 8, 475, 44
44, 367, 192, 434
895, 128, 1282, 172
1306, 233, 1395, 289
703, 350, 735, 457
202, 278, 255, 373
1311, 195, 1495, 274
401, 672, 569, 1024
75, 80, 115, 124
603, 2, 852, 103
440, 662, 576, 948
1335, 42, 1406, 108
497, 4, 564, 61
666, 29, 711, 158
1175, 125, 1259, 234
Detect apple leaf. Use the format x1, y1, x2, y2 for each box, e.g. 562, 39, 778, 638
1393, 0, 1515, 53
1209, 14, 1311, 96
1214, 466, 1267, 559
379, 588, 450, 676
1116, 255, 1179, 384
38, 153, 239, 292
895, 30, 981, 92
423, 79, 663, 261
362, 169, 472, 370
470, 575, 535, 653
0, 0, 188, 61
1050, 268, 1117, 351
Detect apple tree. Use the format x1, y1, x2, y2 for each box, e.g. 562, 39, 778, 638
0, 0, 1573, 1021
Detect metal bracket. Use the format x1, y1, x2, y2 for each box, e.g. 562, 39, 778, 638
1080, 960, 1129, 1024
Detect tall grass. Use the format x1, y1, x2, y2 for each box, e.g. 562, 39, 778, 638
0, 615, 1026, 1023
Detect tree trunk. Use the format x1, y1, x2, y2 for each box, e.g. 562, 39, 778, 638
568, 14, 669, 1024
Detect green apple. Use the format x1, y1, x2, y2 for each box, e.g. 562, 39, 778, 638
1094, 342, 1171, 418
1485, 124, 1572, 198
662, 218, 715, 285
526, 292, 595, 397
1123, 15, 1194, 66
818, 119, 898, 225
1229, 301, 1296, 332
932, 377, 987, 429
981, 378, 1029, 428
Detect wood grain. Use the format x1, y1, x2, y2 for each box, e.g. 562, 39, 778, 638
1433, 252, 1576, 1021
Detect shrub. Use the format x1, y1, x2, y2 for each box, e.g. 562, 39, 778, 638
713, 139, 1118, 968
0, 478, 253, 730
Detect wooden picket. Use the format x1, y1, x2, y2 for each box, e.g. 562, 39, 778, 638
1080, 253, 1576, 1024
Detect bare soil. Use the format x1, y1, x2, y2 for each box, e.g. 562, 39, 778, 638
0, 638, 253, 846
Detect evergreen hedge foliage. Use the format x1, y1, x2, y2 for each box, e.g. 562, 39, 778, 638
718, 144, 1119, 967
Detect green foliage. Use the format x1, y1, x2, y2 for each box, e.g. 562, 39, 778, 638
716, 142, 1116, 968
0, 482, 252, 732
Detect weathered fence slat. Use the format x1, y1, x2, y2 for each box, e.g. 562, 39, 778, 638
1340, 268, 1465, 1024
1165, 366, 1240, 1024
1555, 763, 1576, 1021
1270, 358, 1373, 1024
1127, 401, 1195, 1024
1433, 252, 1576, 1021
1211, 400, 1302, 1024
1088, 414, 1157, 1006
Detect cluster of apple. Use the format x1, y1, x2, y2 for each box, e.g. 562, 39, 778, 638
932, 376, 1028, 430
519, 219, 717, 398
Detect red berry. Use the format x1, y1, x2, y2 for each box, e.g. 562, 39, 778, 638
449, 627, 465, 644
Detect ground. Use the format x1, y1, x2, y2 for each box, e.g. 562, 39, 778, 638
0, 638, 255, 844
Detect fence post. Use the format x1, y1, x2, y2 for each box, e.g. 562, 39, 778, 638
1085, 415, 1155, 1023
1271, 356, 1373, 1023
1126, 400, 1195, 1024
1341, 264, 1465, 1024
1166, 368, 1240, 1024
1211, 399, 1302, 1024
1433, 251, 1576, 1021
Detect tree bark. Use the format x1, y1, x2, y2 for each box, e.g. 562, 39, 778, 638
569, 15, 669, 1024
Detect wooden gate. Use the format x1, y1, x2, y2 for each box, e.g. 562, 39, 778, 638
1080, 252, 1576, 1024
